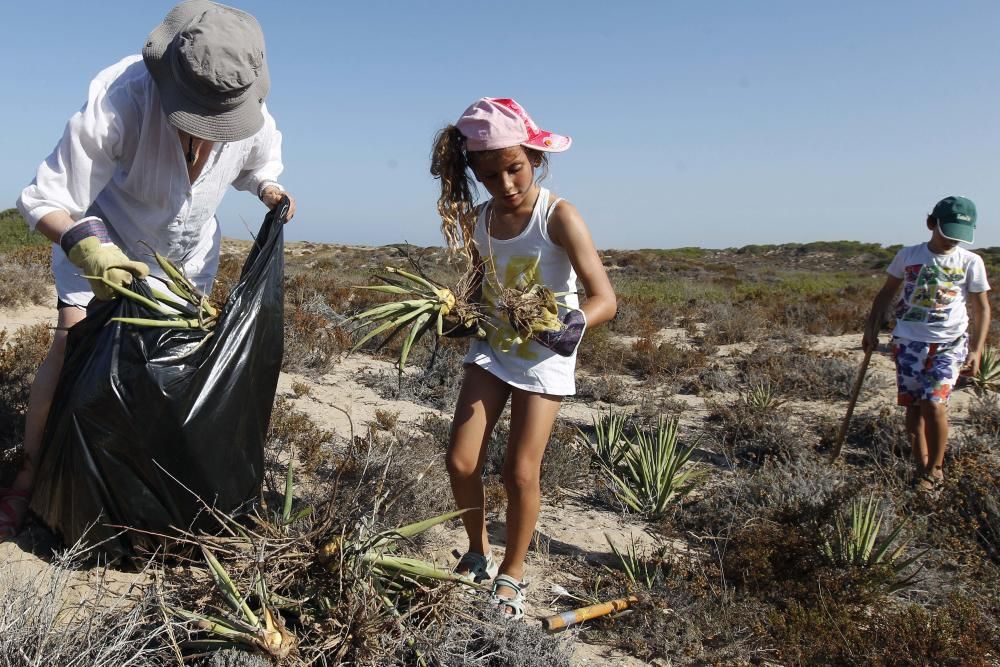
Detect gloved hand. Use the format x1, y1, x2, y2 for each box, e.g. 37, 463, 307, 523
534, 309, 587, 357
60, 217, 149, 300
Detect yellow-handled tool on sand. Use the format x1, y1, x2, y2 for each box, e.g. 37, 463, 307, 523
542, 595, 639, 632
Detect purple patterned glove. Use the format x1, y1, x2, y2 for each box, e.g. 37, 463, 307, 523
534, 310, 587, 357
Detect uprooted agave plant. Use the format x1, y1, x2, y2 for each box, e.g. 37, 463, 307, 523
90, 246, 219, 331
491, 281, 563, 341
164, 449, 480, 662
348, 266, 483, 371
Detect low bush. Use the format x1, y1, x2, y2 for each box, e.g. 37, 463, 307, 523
423, 603, 573, 666
0, 324, 51, 458
576, 326, 628, 376
624, 337, 705, 380
265, 397, 334, 478
576, 373, 631, 404
0, 245, 52, 309
681, 364, 739, 395
706, 397, 806, 465
738, 345, 860, 400
967, 394, 1000, 439
698, 302, 764, 347
283, 302, 351, 372
769, 594, 997, 666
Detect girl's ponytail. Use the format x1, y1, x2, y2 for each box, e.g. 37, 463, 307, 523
430, 125, 477, 257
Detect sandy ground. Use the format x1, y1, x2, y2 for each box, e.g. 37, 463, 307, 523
0, 302, 982, 667
0, 299, 656, 665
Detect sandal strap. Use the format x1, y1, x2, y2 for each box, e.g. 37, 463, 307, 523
492, 574, 523, 594
490, 574, 526, 620
457, 551, 493, 572
457, 551, 488, 572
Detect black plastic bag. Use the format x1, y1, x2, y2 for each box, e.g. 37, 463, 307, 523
31, 201, 288, 554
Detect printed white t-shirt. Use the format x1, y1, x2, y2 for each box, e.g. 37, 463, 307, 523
887, 243, 991, 343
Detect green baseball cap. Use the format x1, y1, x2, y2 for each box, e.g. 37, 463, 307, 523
932, 196, 977, 243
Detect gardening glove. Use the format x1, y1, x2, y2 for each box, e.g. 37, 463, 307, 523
60, 217, 149, 301
533, 309, 587, 357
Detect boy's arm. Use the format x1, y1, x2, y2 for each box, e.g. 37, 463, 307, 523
862, 275, 903, 353
962, 291, 992, 376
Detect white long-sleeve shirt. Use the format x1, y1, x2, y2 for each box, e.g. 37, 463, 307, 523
17, 55, 285, 307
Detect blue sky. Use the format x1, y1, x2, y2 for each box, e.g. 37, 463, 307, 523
3, 1, 998, 250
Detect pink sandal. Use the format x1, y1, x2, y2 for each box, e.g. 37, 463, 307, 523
0, 488, 30, 540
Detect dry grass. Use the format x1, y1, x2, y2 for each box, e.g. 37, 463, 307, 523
0, 545, 174, 666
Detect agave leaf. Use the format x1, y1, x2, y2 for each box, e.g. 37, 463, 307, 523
354, 284, 423, 296
146, 285, 200, 316
281, 446, 294, 525
288, 506, 313, 523
202, 547, 259, 627
350, 302, 435, 351
369, 508, 471, 548
868, 512, 908, 565
398, 311, 434, 371
86, 277, 176, 315
385, 266, 441, 292
364, 553, 475, 584
347, 299, 425, 324
111, 317, 204, 329
167, 606, 259, 638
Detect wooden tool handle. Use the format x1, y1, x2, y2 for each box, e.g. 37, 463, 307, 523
542, 595, 639, 632
830, 347, 874, 462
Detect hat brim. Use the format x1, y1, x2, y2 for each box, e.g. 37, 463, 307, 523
142, 0, 269, 142
938, 222, 975, 244
522, 131, 572, 153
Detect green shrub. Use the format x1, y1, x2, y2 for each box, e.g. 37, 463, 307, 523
0, 208, 47, 252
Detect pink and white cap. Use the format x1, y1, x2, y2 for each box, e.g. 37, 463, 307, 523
455, 97, 572, 153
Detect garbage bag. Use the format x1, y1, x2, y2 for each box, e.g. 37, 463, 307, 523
31, 201, 288, 554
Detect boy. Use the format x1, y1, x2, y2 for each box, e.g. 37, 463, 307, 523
863, 196, 991, 492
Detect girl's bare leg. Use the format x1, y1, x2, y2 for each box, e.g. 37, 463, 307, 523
11, 306, 85, 494
446, 365, 511, 561
497, 388, 562, 593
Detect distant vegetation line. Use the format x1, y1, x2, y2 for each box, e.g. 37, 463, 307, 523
2, 208, 997, 268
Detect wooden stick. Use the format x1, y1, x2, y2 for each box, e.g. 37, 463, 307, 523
542, 595, 639, 632
830, 347, 874, 462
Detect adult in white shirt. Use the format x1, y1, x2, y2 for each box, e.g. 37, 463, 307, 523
2, 0, 297, 538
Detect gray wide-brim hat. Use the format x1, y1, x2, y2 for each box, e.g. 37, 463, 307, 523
143, 0, 270, 142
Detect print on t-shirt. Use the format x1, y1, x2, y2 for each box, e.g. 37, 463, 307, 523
898, 263, 966, 325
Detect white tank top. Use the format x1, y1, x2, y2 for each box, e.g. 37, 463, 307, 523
464, 188, 581, 396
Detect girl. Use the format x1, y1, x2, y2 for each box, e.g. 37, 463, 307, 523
430, 98, 617, 619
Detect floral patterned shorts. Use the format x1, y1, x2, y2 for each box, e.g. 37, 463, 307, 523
891, 334, 968, 406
